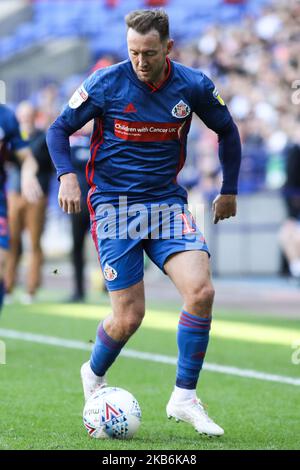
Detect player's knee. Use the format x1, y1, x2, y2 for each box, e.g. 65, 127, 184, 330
117, 301, 145, 336
111, 288, 145, 337
122, 312, 144, 337
203, 284, 215, 305
186, 283, 215, 310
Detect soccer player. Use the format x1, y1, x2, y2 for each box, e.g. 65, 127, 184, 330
47, 9, 241, 436
0, 103, 43, 311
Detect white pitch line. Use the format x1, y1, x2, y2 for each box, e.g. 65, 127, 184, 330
0, 328, 299, 387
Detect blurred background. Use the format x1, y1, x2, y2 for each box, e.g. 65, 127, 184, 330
1, 0, 300, 313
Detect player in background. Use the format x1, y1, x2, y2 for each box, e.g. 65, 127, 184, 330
0, 103, 43, 312
279, 142, 300, 280
68, 121, 93, 302
47, 10, 241, 436
5, 101, 53, 304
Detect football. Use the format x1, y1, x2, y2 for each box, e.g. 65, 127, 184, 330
83, 387, 141, 439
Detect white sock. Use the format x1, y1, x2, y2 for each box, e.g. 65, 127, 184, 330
172, 386, 196, 401
88, 361, 103, 380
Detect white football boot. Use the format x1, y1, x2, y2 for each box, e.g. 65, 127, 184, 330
166, 394, 224, 437
80, 361, 107, 402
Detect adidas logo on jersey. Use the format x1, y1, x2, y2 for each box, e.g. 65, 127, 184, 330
123, 103, 137, 113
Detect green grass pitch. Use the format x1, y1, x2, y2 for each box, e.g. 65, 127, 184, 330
0, 293, 299, 450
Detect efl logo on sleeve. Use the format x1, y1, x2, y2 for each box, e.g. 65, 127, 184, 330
69, 85, 88, 109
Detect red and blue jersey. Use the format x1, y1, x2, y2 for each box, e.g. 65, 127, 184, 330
47, 59, 241, 203
0, 104, 28, 191
0, 104, 28, 249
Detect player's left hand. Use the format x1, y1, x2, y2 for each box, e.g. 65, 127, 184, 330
212, 194, 237, 224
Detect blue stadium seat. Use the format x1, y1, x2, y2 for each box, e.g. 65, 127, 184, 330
0, 37, 19, 61
1, 0, 272, 63
90, 23, 128, 59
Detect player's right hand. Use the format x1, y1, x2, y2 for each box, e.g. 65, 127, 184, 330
212, 194, 237, 224
58, 173, 81, 214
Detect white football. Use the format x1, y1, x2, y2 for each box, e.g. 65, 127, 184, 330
83, 387, 141, 439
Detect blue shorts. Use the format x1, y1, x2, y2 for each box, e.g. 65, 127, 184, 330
90, 199, 209, 291
0, 191, 9, 250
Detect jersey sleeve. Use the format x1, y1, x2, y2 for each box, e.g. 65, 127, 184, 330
192, 73, 242, 195
47, 71, 105, 179
192, 73, 232, 132
59, 71, 105, 132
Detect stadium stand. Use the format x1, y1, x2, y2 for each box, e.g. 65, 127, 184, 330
0, 0, 271, 62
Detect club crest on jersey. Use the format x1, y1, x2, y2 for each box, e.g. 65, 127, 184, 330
172, 100, 191, 118
103, 263, 118, 281
69, 85, 88, 109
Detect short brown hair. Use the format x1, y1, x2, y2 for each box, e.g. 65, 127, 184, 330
125, 9, 170, 41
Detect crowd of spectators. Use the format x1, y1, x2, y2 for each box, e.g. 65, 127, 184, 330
173, 0, 300, 195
